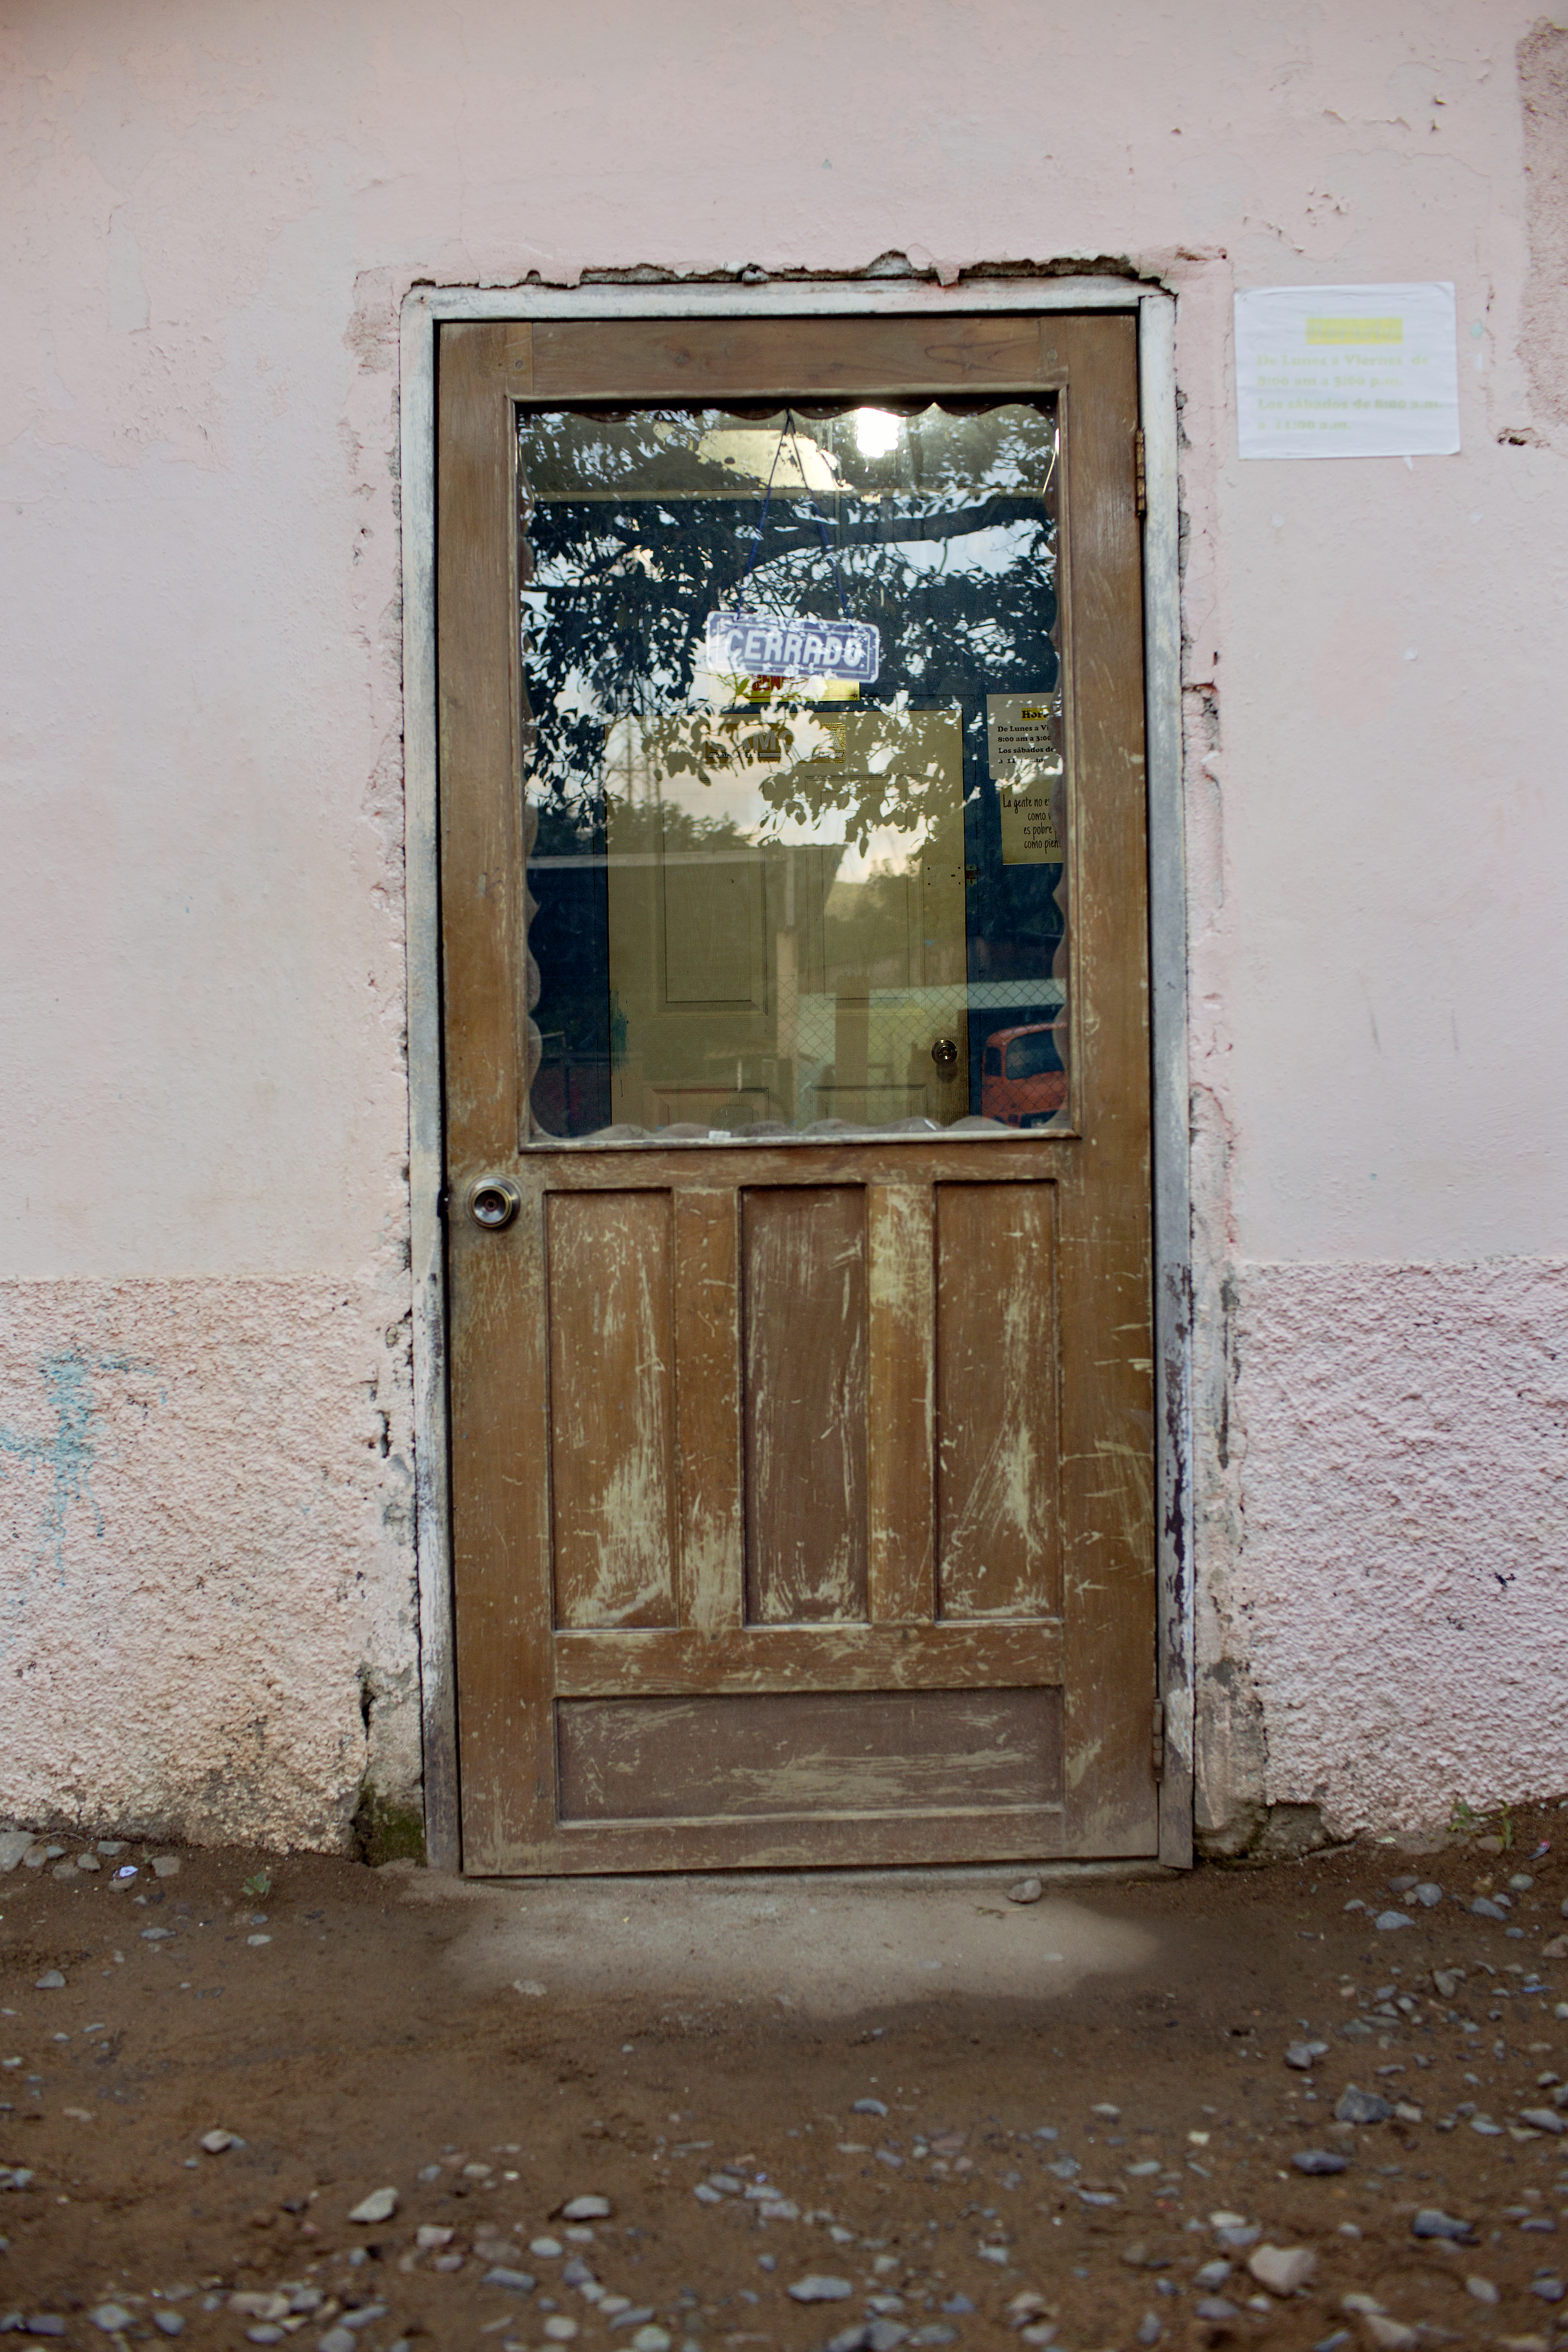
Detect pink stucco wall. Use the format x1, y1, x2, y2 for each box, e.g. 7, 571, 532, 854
2, 0, 1565, 1848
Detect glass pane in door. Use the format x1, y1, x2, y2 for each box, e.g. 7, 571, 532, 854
519, 401, 1067, 1140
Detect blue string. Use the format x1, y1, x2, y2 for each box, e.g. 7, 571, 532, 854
733, 409, 853, 619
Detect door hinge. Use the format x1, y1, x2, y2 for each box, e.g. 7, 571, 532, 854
1134, 428, 1147, 518
1151, 1697, 1166, 1782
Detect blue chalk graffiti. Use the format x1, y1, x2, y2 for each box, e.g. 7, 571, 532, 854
0, 1348, 142, 1597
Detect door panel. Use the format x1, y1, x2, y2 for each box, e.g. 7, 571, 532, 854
742, 1185, 869, 1626
546, 1189, 677, 1630
438, 311, 1156, 1872
556, 1689, 1061, 1822
935, 1181, 1060, 1621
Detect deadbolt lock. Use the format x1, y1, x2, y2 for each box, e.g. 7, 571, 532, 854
930, 1036, 960, 1074
469, 1177, 521, 1232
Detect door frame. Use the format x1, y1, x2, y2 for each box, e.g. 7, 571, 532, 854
399, 274, 1192, 1873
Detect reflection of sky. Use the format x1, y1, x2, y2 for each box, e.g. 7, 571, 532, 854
743, 518, 1036, 592
526, 517, 1040, 599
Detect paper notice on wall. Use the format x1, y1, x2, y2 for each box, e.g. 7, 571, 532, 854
1234, 283, 1461, 460
987, 693, 1064, 865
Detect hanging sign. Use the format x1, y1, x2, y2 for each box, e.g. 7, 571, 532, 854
705, 612, 881, 685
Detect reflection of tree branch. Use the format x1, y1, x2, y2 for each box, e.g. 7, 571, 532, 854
521, 475, 1059, 819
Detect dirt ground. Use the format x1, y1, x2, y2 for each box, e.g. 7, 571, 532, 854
5, 1810, 1568, 2352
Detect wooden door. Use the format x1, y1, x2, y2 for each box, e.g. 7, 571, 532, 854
438, 312, 1155, 1873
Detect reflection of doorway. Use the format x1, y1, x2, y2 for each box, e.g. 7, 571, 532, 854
436, 312, 1160, 1873
604, 707, 969, 1129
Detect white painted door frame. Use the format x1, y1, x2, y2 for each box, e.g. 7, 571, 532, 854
398, 276, 1192, 1872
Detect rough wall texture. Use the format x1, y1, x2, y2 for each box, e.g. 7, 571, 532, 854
1212, 1259, 1568, 1838
1520, 20, 1568, 436
0, 1280, 418, 1848
2, 0, 1567, 1851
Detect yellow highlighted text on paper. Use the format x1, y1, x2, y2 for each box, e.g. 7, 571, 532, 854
1305, 316, 1403, 346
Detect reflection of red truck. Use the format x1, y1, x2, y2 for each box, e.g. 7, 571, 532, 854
980, 1022, 1067, 1128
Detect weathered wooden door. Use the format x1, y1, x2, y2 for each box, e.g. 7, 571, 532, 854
438, 312, 1155, 1872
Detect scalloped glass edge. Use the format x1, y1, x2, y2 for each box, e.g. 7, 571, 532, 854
523, 1110, 1075, 1148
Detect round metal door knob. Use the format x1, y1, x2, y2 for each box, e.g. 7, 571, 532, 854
468, 1177, 521, 1231
930, 1036, 960, 1073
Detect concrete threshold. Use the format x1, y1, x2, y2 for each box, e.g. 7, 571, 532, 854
392, 1858, 1168, 2016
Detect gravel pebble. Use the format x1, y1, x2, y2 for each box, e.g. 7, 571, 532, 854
789, 2276, 855, 2303
1359, 2317, 1419, 2351
562, 2195, 612, 2221
1249, 2245, 1316, 2295
1411, 2209, 1474, 2242
1372, 1911, 1412, 1932
346, 2186, 398, 2224
92, 2307, 135, 2334
1292, 2150, 1349, 2175
1007, 1878, 1043, 1905
1335, 2087, 1392, 2126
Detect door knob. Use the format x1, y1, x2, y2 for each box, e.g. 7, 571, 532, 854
930, 1037, 959, 1073
468, 1177, 521, 1231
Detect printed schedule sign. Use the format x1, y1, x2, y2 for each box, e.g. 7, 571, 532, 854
1235, 283, 1461, 460
987, 692, 1065, 866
